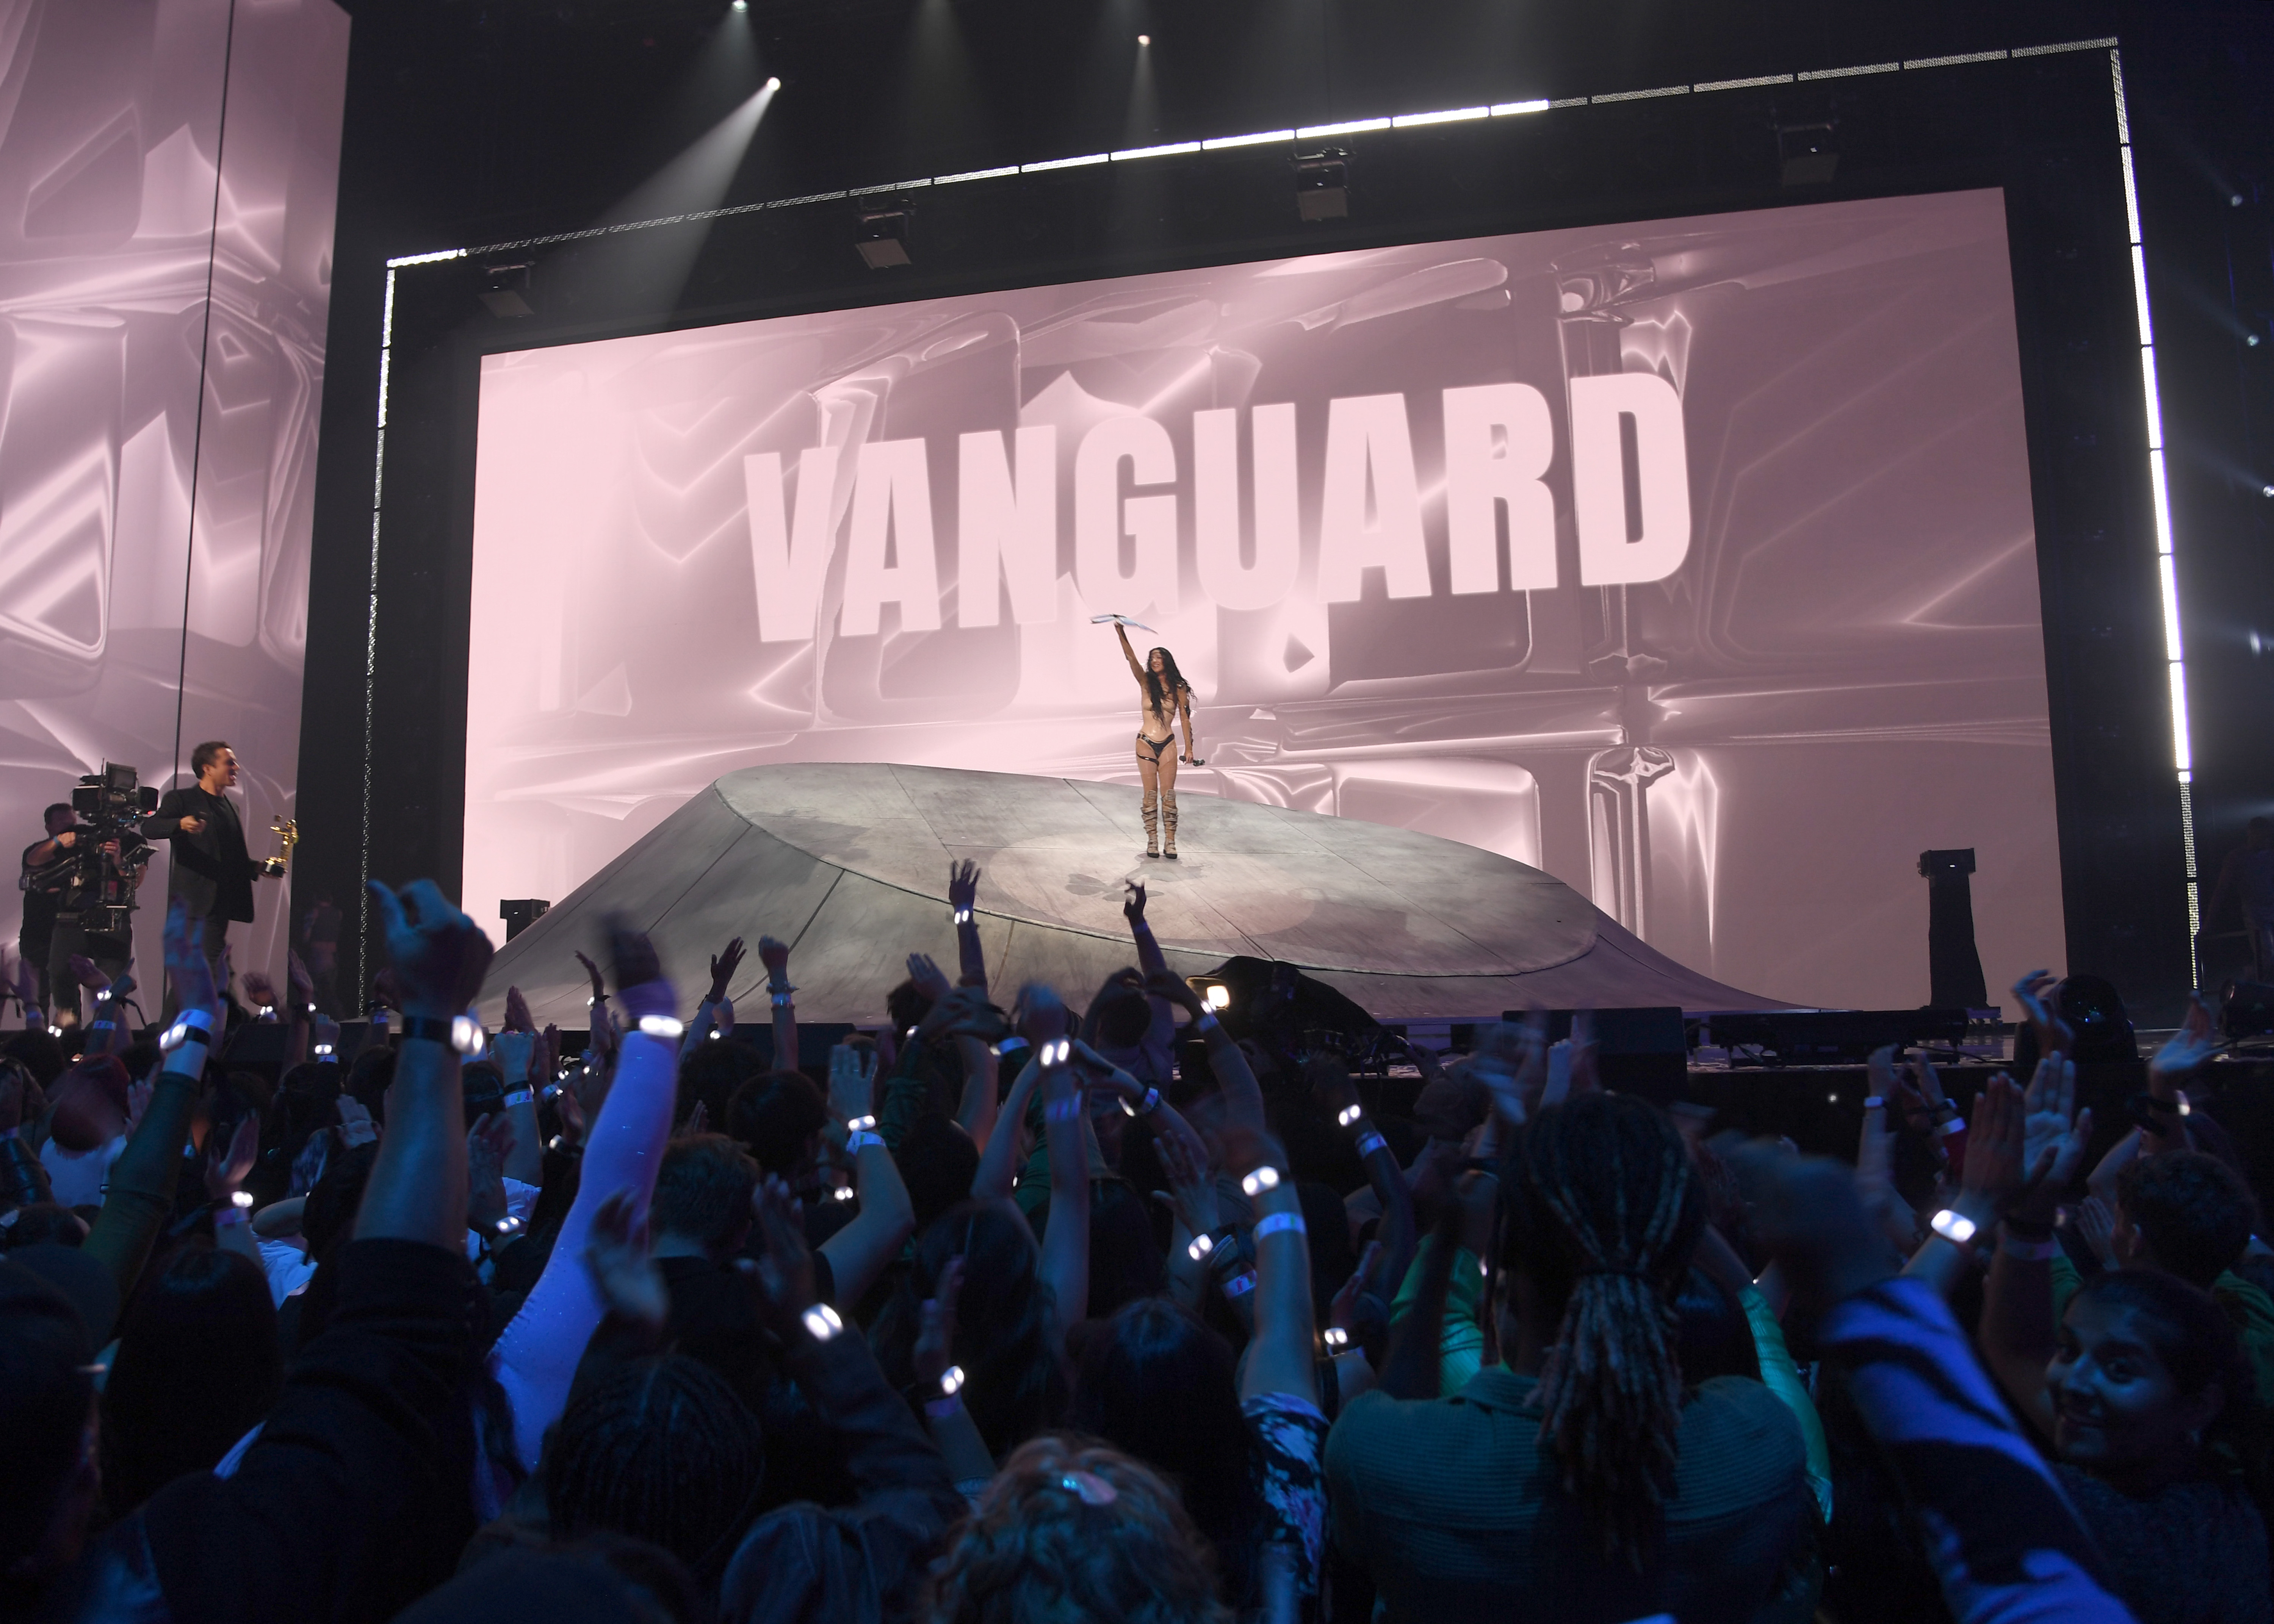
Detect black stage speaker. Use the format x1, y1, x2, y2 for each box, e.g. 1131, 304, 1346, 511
1918, 848, 1989, 1010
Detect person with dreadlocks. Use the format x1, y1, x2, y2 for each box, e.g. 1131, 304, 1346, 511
1324, 1092, 1813, 1621
1109, 618, 1197, 859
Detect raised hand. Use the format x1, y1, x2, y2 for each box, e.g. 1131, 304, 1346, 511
1151, 1101, 1221, 1239
709, 936, 747, 1004
312, 1012, 340, 1056
126, 1078, 150, 1132
1015, 983, 1071, 1050
503, 985, 534, 1034
203, 1112, 261, 1203
371, 967, 404, 1013
554, 1075, 587, 1147
2074, 1195, 2122, 1270
742, 1173, 819, 1338
581, 1189, 668, 1328
2011, 969, 2074, 1059
287, 950, 315, 1009
2012, 1054, 2091, 1227
574, 950, 607, 1006
827, 1041, 879, 1125
907, 951, 953, 1003
368, 879, 493, 1020
241, 971, 278, 1012
1959, 1073, 2028, 1211
602, 915, 662, 996
949, 860, 982, 916
1329, 1241, 1384, 1339
2150, 992, 2220, 1095
69, 954, 110, 995
336, 1094, 379, 1148
912, 1255, 966, 1387
757, 936, 790, 986
1122, 879, 1148, 926
678, 1098, 709, 1138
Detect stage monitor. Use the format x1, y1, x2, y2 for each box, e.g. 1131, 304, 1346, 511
464, 187, 2063, 1011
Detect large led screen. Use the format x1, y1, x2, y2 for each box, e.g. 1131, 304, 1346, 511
466, 188, 2063, 1010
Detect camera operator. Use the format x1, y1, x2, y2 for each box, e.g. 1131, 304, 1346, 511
18, 803, 80, 1018
142, 741, 283, 982
41, 809, 149, 1028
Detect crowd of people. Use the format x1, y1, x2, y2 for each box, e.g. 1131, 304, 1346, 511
0, 867, 2268, 1623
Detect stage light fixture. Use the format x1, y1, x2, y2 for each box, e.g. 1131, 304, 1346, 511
731, 0, 747, 10
1137, 33, 1149, 45
478, 260, 536, 317
765, 76, 780, 91
1776, 121, 1838, 185
1293, 149, 1348, 221
854, 204, 913, 268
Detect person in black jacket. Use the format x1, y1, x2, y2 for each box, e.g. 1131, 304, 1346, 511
141, 742, 284, 978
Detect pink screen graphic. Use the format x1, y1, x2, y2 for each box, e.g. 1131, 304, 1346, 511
467, 188, 2063, 1010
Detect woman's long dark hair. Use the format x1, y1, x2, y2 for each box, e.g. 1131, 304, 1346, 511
1069, 1296, 1256, 1591
1502, 1093, 1704, 1567
1143, 647, 1188, 715
874, 1201, 1068, 1459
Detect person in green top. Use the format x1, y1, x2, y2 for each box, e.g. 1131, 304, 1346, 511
2056, 1149, 2274, 1416
1327, 1094, 1812, 1622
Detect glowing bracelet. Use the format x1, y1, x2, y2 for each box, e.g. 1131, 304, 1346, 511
846, 1131, 884, 1154
1337, 1103, 1364, 1127
637, 1014, 685, 1040
802, 1303, 843, 1342
1196, 1010, 1222, 1035
1186, 1231, 1215, 1262
1929, 1208, 1978, 1245
502, 1089, 534, 1109
1354, 1130, 1388, 1158
924, 1364, 967, 1418
1323, 1327, 1349, 1348
1254, 1211, 1306, 1241
1119, 1086, 1161, 1117
1240, 1166, 1281, 1197
1862, 1096, 1886, 1109
846, 1114, 877, 1132
1219, 1269, 1256, 1299
160, 1008, 215, 1052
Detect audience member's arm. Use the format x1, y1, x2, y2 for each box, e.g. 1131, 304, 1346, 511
949, 860, 988, 993
954, 1031, 1000, 1151
1154, 1102, 1220, 1313
721, 1178, 962, 1617
1147, 968, 1265, 1132
207, 1114, 264, 1270
1736, 1144, 2134, 1624
85, 900, 219, 1298
1028, 989, 1090, 1353
1698, 1223, 1832, 1521
493, 992, 544, 1187
1378, 1203, 1465, 1400
2146, 993, 2218, 1106
971, 1055, 1040, 1203
818, 1118, 916, 1306
487, 921, 677, 1471
1236, 1139, 1318, 1406
0, 1067, 51, 1206
911, 1255, 999, 1489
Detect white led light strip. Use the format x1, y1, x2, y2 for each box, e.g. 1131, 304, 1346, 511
2108, 49, 2201, 964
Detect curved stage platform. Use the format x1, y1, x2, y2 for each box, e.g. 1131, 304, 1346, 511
479, 763, 1782, 1026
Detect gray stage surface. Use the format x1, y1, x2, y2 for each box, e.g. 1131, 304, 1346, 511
478, 763, 1782, 1026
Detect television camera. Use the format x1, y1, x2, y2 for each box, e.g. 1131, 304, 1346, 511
64, 762, 158, 939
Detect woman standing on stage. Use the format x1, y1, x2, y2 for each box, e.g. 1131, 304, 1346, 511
1112, 620, 1196, 859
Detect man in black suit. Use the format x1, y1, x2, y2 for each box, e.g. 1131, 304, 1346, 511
142, 741, 284, 977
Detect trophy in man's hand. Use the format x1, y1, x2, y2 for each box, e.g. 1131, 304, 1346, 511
266, 817, 299, 879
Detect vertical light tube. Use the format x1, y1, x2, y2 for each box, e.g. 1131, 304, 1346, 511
2111, 50, 2199, 975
